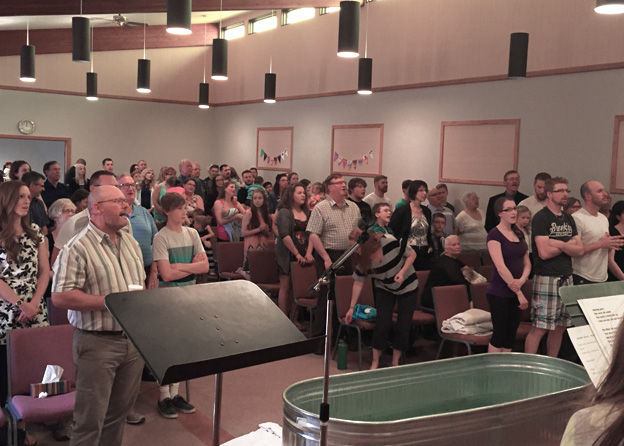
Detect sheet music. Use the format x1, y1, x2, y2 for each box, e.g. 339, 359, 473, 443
577, 294, 624, 360
567, 325, 610, 388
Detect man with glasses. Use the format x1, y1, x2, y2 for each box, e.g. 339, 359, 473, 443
525, 177, 583, 357
571, 181, 624, 285
51, 171, 127, 268
52, 185, 145, 446
307, 174, 361, 342
485, 170, 529, 232
23, 171, 50, 234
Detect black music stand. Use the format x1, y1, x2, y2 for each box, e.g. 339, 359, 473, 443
560, 281, 624, 327
105, 280, 322, 445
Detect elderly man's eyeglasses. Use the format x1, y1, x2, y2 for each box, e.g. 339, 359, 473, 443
119, 183, 137, 189
97, 198, 127, 206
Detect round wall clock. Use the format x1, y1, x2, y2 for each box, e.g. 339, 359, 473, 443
17, 119, 35, 135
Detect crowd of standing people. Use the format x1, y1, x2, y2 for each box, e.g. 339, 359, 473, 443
3, 156, 624, 445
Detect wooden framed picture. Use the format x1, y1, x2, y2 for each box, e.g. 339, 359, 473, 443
610, 115, 624, 194
256, 126, 294, 172
439, 119, 520, 185
330, 124, 383, 177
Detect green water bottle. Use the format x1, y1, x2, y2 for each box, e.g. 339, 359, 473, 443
337, 340, 348, 370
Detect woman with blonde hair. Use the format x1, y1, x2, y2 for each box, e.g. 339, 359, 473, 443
67, 163, 88, 194
139, 167, 155, 210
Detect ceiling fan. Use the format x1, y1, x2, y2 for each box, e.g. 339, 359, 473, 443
92, 14, 148, 28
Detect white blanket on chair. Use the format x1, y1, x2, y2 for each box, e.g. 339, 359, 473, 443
441, 309, 493, 335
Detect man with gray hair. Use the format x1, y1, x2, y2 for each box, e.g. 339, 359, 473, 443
485, 170, 528, 232
178, 159, 205, 203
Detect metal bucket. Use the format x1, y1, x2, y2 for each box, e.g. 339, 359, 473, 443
283, 353, 590, 445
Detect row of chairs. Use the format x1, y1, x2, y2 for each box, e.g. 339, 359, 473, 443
457, 249, 494, 268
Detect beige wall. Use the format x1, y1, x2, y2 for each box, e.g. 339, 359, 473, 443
2, 0, 624, 104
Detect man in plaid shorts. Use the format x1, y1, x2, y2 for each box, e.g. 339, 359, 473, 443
525, 177, 583, 357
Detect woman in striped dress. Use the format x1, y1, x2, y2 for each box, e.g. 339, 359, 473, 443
345, 202, 418, 369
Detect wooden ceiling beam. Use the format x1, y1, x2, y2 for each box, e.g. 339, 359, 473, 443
0, 0, 342, 16
0, 23, 219, 57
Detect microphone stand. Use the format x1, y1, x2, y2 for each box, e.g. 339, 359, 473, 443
309, 229, 370, 446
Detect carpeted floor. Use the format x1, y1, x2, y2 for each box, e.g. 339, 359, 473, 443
26, 338, 439, 446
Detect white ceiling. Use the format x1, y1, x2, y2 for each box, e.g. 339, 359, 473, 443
0, 11, 246, 31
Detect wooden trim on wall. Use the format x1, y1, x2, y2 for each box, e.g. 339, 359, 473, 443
0, 134, 72, 170
610, 115, 624, 194
439, 119, 520, 186
4, 64, 624, 109
0, 1, 342, 16
0, 24, 218, 57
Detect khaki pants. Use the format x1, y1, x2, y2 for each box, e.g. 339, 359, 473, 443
70, 329, 144, 446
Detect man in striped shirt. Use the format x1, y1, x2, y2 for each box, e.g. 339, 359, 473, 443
52, 185, 145, 446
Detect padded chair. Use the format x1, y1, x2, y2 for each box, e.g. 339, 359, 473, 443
433, 284, 491, 359
471, 282, 490, 312
457, 251, 482, 268
480, 249, 494, 266
475, 264, 494, 282
290, 261, 319, 335
248, 249, 281, 295
411, 270, 436, 326
7, 325, 75, 433
215, 241, 244, 280
332, 275, 375, 371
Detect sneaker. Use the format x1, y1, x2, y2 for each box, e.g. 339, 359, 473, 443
126, 412, 146, 425
157, 398, 178, 419
170, 395, 196, 414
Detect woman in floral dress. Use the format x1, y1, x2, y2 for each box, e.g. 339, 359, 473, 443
0, 181, 50, 404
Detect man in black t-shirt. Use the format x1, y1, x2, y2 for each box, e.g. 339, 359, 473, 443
347, 177, 372, 222
525, 177, 583, 357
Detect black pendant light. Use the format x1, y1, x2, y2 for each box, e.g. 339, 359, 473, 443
86, 72, 98, 101
358, 58, 372, 95
137, 59, 151, 93
167, 0, 192, 35
508, 32, 529, 78
20, 21, 35, 83
338, 0, 360, 58
199, 24, 209, 108
595, 0, 624, 14
212, 0, 228, 80
264, 73, 276, 103
357, 4, 372, 94
137, 22, 151, 93
199, 83, 210, 108
86, 26, 98, 101
72, 16, 90, 62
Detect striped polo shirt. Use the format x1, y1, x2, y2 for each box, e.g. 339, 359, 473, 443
354, 232, 419, 295
53, 222, 146, 331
